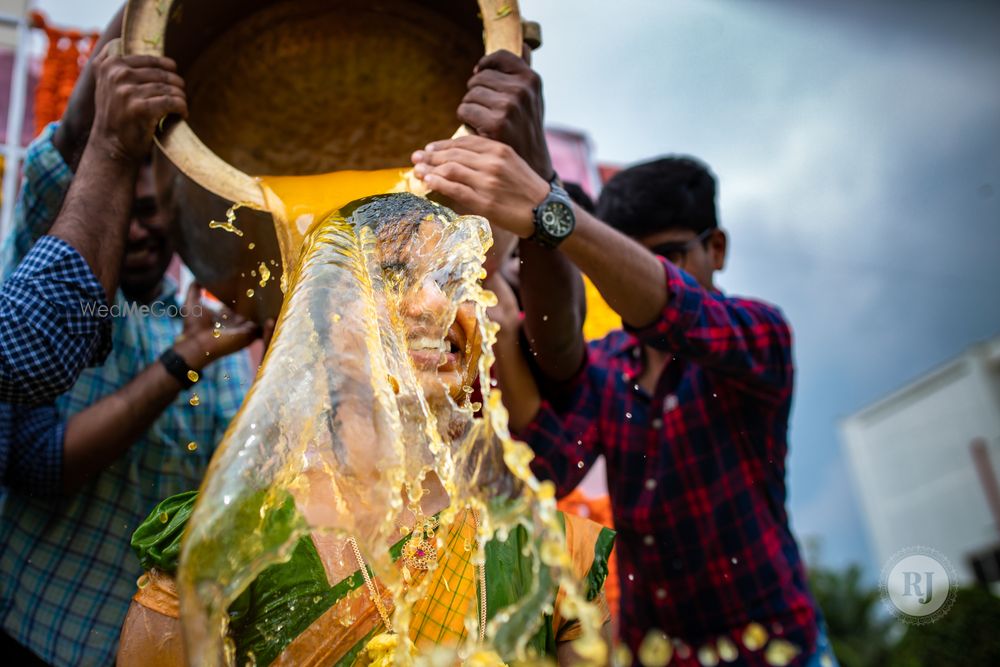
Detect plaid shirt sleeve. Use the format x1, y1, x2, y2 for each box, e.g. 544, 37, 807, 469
516, 347, 605, 498
628, 257, 793, 401
0, 235, 112, 404
0, 122, 74, 279
0, 403, 65, 496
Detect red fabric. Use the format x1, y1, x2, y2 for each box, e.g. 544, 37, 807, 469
518, 257, 818, 665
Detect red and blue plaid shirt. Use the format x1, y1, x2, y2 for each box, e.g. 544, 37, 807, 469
520, 257, 818, 665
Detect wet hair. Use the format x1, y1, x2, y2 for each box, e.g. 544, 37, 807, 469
345, 192, 456, 267
596, 156, 717, 239
563, 181, 595, 214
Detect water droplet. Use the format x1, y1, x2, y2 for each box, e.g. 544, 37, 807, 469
764, 639, 799, 666
717, 637, 738, 661
212, 329, 221, 338
223, 373, 231, 381
542, 315, 548, 321
187, 441, 198, 452
187, 369, 199, 383
246, 289, 255, 297
742, 622, 768, 651
158, 512, 169, 523
248, 242, 256, 250
697, 644, 720, 667
613, 645, 633, 667
638, 630, 673, 667
189, 393, 200, 406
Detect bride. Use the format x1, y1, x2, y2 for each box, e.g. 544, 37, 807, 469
116, 194, 614, 666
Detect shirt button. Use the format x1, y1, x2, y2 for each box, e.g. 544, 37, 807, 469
655, 588, 667, 600
651, 418, 663, 429
645, 478, 657, 490
663, 394, 679, 412
643, 534, 655, 546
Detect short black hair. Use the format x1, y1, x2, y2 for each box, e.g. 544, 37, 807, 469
596, 156, 717, 239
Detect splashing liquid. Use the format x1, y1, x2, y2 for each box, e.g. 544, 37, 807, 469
178, 171, 606, 666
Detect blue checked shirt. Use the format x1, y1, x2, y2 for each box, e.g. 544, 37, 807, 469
0, 235, 112, 494
0, 123, 254, 666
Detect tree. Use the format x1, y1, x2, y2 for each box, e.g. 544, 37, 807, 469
886, 586, 1000, 667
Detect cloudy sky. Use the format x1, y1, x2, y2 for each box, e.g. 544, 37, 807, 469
32, 0, 1000, 574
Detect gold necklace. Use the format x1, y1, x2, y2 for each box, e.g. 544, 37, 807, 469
348, 509, 487, 643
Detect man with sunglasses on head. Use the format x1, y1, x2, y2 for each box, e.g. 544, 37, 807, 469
413, 135, 834, 665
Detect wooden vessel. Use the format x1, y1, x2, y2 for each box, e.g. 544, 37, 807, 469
123, 0, 527, 321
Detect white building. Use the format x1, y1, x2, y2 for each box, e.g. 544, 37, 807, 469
842, 334, 1000, 585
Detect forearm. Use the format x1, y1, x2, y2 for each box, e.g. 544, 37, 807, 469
48, 141, 139, 302
560, 207, 667, 329
62, 359, 183, 492
492, 329, 542, 432
51, 6, 124, 170
517, 240, 587, 382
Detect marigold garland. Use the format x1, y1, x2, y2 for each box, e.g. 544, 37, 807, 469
30, 11, 99, 137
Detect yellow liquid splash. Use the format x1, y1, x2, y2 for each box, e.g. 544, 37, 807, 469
178, 169, 606, 666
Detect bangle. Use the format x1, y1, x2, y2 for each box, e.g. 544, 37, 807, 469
159, 348, 197, 388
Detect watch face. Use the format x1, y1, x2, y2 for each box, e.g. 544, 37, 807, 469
540, 201, 575, 238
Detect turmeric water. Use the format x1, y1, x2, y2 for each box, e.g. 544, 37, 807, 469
117, 174, 613, 666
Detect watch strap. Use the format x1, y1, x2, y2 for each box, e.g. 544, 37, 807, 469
160, 348, 197, 388
530, 174, 574, 248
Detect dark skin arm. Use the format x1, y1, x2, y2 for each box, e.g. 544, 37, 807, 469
413, 136, 666, 329
62, 284, 260, 493
51, 6, 125, 171
458, 49, 586, 382
48, 39, 187, 303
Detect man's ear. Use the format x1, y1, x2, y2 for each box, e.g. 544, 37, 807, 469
709, 228, 728, 272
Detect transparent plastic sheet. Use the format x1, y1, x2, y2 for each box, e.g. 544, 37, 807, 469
176, 193, 607, 665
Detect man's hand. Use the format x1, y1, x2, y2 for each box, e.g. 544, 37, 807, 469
89, 39, 187, 165
459, 49, 553, 180
53, 5, 124, 169
173, 283, 260, 371
412, 135, 548, 239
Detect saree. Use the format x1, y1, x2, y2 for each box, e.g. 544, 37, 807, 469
121, 490, 615, 666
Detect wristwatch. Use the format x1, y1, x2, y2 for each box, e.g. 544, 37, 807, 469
529, 176, 576, 248
159, 348, 197, 388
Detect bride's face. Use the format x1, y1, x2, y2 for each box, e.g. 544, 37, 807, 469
378, 219, 482, 403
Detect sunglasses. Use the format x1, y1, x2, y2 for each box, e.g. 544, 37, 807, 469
648, 228, 714, 265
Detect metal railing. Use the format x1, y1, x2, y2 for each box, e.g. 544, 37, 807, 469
0, 10, 30, 246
